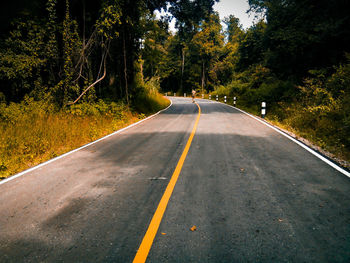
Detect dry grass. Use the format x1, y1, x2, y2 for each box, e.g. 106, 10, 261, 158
0, 109, 138, 179
233, 103, 350, 167
0, 95, 169, 179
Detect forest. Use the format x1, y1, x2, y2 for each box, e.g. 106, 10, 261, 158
1, 0, 350, 178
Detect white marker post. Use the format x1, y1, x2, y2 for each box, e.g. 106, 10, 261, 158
174, 93, 176, 97
261, 102, 266, 118
184, 93, 186, 97
234, 97, 237, 106
202, 94, 204, 99
216, 95, 218, 101
209, 95, 211, 100
224, 96, 227, 103
165, 92, 167, 96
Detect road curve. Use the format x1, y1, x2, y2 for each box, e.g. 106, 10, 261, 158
0, 97, 349, 262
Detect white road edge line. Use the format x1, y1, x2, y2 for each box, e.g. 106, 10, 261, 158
0, 99, 173, 186
201, 98, 350, 178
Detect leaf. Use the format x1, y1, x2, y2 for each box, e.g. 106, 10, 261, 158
190, 225, 197, 231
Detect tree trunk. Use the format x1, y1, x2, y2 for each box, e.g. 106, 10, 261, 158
140, 61, 144, 82
69, 41, 110, 105
123, 30, 129, 106
201, 60, 205, 93
180, 47, 185, 91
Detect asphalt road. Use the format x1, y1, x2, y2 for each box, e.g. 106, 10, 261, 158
0, 97, 349, 262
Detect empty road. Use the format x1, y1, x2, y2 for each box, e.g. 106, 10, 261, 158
0, 97, 349, 262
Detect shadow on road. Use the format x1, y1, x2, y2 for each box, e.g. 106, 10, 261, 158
1, 98, 350, 262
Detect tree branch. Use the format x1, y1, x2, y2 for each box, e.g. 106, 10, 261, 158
68, 40, 109, 105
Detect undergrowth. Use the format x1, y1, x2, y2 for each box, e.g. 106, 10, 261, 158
0, 92, 169, 179
211, 61, 350, 165
134, 76, 171, 114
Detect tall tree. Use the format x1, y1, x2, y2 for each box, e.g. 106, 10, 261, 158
166, 0, 219, 92
248, 0, 350, 79
212, 15, 243, 85
191, 12, 224, 92
224, 15, 243, 43
237, 20, 266, 71
140, 14, 170, 80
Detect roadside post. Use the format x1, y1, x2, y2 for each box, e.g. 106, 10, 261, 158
174, 93, 176, 97
261, 102, 266, 118
234, 97, 236, 106
165, 92, 167, 96
224, 96, 227, 103
216, 95, 218, 101
209, 95, 211, 100
202, 94, 204, 99
184, 93, 186, 97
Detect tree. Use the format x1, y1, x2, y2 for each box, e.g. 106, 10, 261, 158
224, 15, 243, 43
248, 0, 350, 79
168, 0, 219, 92
140, 13, 170, 80
191, 12, 224, 92
212, 15, 243, 85
237, 20, 266, 71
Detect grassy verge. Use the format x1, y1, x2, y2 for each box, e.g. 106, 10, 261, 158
265, 104, 350, 167
209, 61, 350, 167
134, 76, 171, 114
199, 91, 349, 167
0, 95, 170, 179
229, 101, 350, 168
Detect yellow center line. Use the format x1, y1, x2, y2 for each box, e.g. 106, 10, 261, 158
133, 102, 201, 263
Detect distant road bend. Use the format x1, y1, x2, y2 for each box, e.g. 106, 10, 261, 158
0, 97, 349, 262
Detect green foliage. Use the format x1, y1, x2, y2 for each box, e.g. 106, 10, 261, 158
248, 0, 350, 78
226, 58, 350, 160
54, 0, 81, 106
68, 99, 128, 120
0, 96, 54, 125
293, 60, 350, 151
133, 77, 170, 114
45, 0, 58, 64
0, 97, 157, 178
140, 13, 170, 79
191, 13, 224, 89
0, 19, 48, 100
192, 13, 223, 60
169, 0, 219, 39
209, 15, 242, 86
96, 2, 121, 40
237, 20, 267, 71
224, 15, 243, 43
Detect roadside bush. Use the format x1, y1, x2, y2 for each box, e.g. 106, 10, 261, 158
0, 82, 171, 179
273, 61, 350, 161
213, 59, 350, 162
0, 98, 140, 179
133, 77, 170, 114
68, 100, 128, 120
